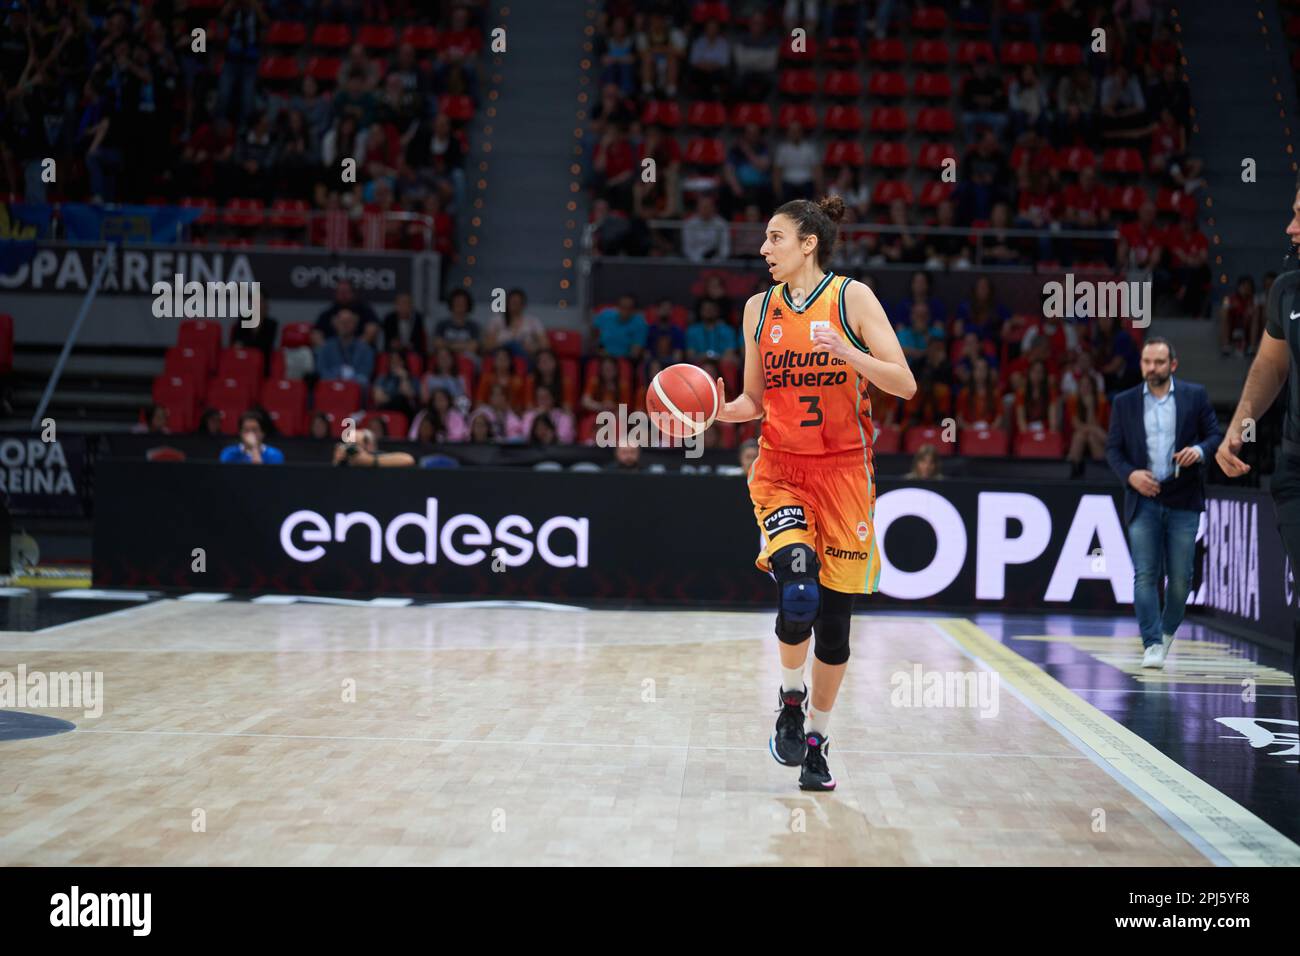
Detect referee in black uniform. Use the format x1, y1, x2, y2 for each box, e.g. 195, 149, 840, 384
1216, 183, 1300, 718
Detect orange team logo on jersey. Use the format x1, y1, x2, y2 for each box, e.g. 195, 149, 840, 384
753, 272, 875, 458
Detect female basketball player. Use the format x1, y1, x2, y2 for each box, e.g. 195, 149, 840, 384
716, 196, 916, 790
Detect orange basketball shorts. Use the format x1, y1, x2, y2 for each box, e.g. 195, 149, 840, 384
747, 445, 881, 595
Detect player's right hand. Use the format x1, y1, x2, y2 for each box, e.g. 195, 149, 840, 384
1215, 430, 1251, 477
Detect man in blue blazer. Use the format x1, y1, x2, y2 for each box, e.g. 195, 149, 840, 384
1106, 337, 1222, 669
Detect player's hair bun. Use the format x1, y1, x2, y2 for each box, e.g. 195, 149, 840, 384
816, 195, 846, 225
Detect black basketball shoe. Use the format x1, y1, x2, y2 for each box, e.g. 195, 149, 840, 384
798, 732, 835, 791
769, 685, 807, 767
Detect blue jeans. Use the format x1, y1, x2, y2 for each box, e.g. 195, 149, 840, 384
1127, 498, 1200, 648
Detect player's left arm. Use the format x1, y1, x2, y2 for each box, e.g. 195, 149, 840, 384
812, 280, 917, 400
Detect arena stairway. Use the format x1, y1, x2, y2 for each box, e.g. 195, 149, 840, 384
453, 0, 589, 313
3, 344, 158, 433
1176, 2, 1300, 298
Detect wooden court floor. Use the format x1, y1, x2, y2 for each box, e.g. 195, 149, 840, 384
1, 600, 1294, 866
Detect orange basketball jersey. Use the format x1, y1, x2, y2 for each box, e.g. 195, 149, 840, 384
755, 272, 875, 456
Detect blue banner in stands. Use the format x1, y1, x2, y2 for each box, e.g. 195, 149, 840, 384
60, 204, 203, 244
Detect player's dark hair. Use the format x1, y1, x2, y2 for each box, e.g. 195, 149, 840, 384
1142, 336, 1177, 362
774, 196, 846, 267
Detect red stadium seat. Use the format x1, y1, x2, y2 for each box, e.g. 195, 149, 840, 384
314, 380, 363, 429
778, 33, 816, 63
869, 141, 911, 169
823, 105, 864, 133
1108, 185, 1148, 215
822, 70, 862, 97
822, 37, 861, 63
869, 106, 908, 134
1057, 146, 1097, 173
956, 40, 995, 64
146, 446, 187, 462
208, 399, 245, 435
257, 56, 300, 82
374, 351, 424, 378
867, 71, 907, 98
904, 425, 955, 456
958, 426, 1010, 457
1000, 41, 1039, 65
872, 179, 915, 206
224, 198, 264, 227
1157, 187, 1196, 217
684, 137, 725, 165
1102, 147, 1144, 175
365, 410, 409, 440
218, 347, 264, 391
305, 57, 341, 83
777, 70, 818, 97
777, 102, 818, 129
357, 25, 397, 50
152, 376, 199, 432
916, 142, 956, 169
208, 375, 256, 410
823, 141, 865, 167
280, 322, 314, 349
178, 320, 222, 372
1014, 430, 1065, 458
179, 196, 216, 225
911, 39, 950, 66
729, 102, 772, 127
692, 2, 731, 24
911, 6, 949, 32
913, 72, 953, 98
548, 328, 583, 359
686, 101, 727, 128
916, 107, 956, 135
266, 21, 306, 46
438, 95, 475, 122
867, 38, 906, 63
872, 424, 901, 454
642, 100, 682, 127
918, 181, 956, 208
1044, 43, 1084, 68
164, 347, 209, 392
261, 378, 307, 414
268, 199, 309, 228
311, 23, 352, 48
559, 358, 581, 409
400, 25, 439, 51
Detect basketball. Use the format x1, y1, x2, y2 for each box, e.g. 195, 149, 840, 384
646, 363, 719, 439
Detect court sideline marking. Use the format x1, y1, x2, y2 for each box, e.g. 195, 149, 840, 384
932, 617, 1300, 867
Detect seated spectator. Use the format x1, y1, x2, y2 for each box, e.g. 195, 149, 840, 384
979, 202, 1023, 265
1054, 66, 1098, 146
897, 271, 947, 328
952, 332, 997, 387
529, 413, 560, 449
961, 57, 1009, 141
957, 130, 1012, 224
1015, 166, 1062, 232
332, 427, 415, 468
1062, 167, 1108, 231
1163, 211, 1211, 316
956, 357, 1005, 430
1117, 201, 1165, 272
645, 300, 687, 364
592, 294, 648, 358
1148, 107, 1186, 179
383, 292, 429, 355
682, 194, 731, 261
637, 12, 685, 96
686, 299, 739, 362
592, 121, 636, 210
230, 294, 279, 361
372, 341, 416, 416
317, 309, 376, 388
925, 200, 971, 269
1219, 275, 1262, 357
599, 15, 638, 94
421, 346, 467, 403
1060, 350, 1105, 397
434, 289, 482, 364
529, 349, 570, 410
410, 388, 469, 443
315, 279, 381, 345
339, 42, 380, 91
466, 407, 498, 445
738, 437, 759, 474
731, 13, 779, 99
1091, 312, 1142, 396
773, 122, 820, 202
608, 441, 643, 471
1015, 360, 1061, 434
725, 123, 774, 213
220, 412, 284, 464
485, 288, 547, 358
898, 302, 942, 368
686, 18, 730, 98
953, 275, 1009, 343
480, 382, 528, 441
308, 412, 332, 441
1100, 63, 1151, 141
880, 199, 925, 265
196, 408, 223, 436
1065, 372, 1110, 474
636, 124, 682, 217
1008, 65, 1050, 139
828, 166, 869, 223
904, 445, 944, 481
475, 347, 529, 409
1022, 313, 1079, 354
1003, 335, 1059, 394
523, 384, 576, 445
582, 356, 630, 415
